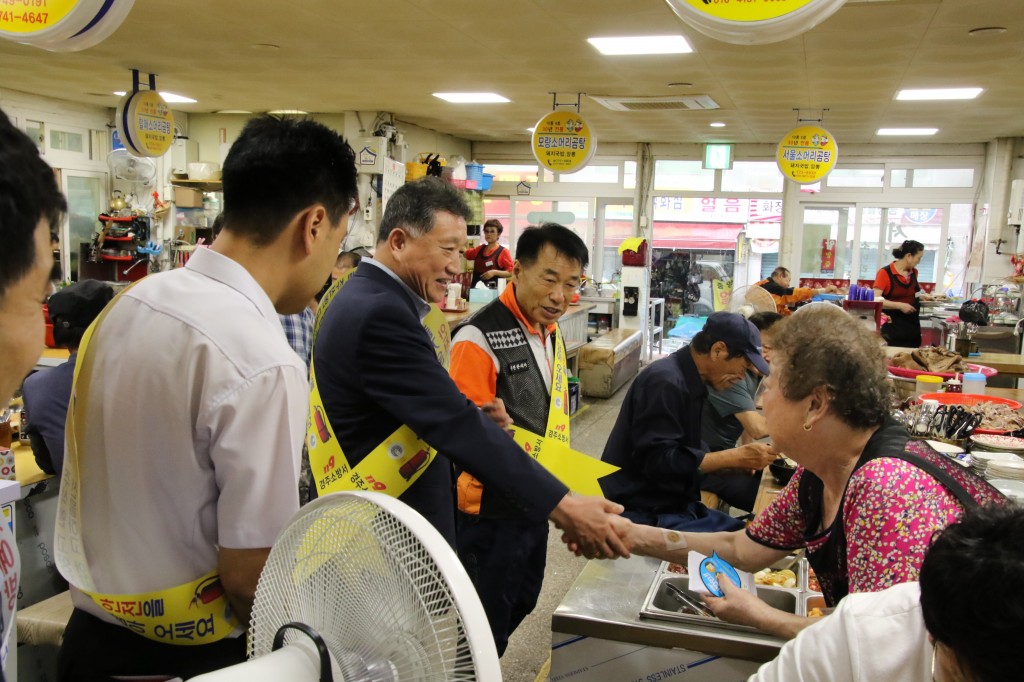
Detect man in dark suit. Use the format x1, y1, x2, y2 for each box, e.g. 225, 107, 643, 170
312, 178, 627, 558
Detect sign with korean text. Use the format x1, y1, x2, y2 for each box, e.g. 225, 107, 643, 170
0, 0, 78, 35
820, 238, 836, 273
531, 111, 596, 174
776, 125, 838, 184
665, 0, 848, 45
116, 90, 174, 158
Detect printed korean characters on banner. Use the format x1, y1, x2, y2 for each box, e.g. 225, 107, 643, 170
776, 125, 838, 184
532, 111, 597, 174
0, 0, 136, 52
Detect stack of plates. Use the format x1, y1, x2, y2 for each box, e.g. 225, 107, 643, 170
986, 459, 1024, 481
970, 434, 1024, 453
988, 478, 1024, 503
971, 451, 1023, 478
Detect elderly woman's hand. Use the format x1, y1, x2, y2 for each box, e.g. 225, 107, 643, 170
703, 574, 774, 629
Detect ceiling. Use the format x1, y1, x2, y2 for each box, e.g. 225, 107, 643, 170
1, 0, 1023, 145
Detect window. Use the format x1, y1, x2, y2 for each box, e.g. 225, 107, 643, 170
484, 164, 552, 184
624, 161, 637, 190
890, 168, 975, 188
826, 167, 884, 188
721, 162, 784, 193
50, 128, 85, 154
559, 165, 619, 183
24, 120, 44, 151
653, 160, 715, 191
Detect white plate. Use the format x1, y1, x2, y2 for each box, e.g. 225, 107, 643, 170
971, 451, 1022, 463
926, 440, 966, 454
989, 478, 1024, 501
970, 434, 1024, 451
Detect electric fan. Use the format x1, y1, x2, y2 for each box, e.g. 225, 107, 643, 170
106, 148, 157, 185
730, 285, 778, 316
190, 492, 500, 682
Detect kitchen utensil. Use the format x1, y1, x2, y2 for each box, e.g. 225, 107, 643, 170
109, 189, 127, 213
664, 582, 714, 617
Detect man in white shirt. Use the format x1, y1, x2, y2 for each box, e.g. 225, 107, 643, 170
56, 116, 358, 681
749, 504, 1023, 682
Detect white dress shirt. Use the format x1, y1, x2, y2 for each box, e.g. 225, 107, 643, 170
750, 583, 931, 682
71, 247, 307, 625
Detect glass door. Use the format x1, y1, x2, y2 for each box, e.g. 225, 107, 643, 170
508, 197, 594, 266
596, 199, 634, 284
60, 170, 106, 281
799, 204, 855, 284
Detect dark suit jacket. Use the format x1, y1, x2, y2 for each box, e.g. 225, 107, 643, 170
313, 262, 568, 546
21, 353, 77, 476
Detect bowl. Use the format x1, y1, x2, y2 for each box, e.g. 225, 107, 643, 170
769, 458, 797, 486
187, 162, 221, 181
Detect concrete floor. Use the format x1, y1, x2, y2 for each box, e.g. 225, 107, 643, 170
499, 374, 637, 682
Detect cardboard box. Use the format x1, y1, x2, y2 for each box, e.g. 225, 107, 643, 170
174, 186, 203, 208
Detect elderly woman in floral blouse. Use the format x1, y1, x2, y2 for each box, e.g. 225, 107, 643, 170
609, 303, 1002, 639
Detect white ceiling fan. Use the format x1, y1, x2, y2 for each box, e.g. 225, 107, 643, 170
191, 492, 500, 682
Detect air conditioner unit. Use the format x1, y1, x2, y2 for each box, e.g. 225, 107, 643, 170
1008, 178, 1024, 225
588, 94, 720, 111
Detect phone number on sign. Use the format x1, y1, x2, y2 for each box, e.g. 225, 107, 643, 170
0, 0, 49, 6
0, 10, 49, 23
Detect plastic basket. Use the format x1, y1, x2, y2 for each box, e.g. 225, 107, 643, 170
466, 163, 484, 184
478, 173, 494, 191
405, 161, 427, 181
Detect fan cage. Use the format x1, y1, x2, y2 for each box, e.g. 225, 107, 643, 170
249, 493, 491, 681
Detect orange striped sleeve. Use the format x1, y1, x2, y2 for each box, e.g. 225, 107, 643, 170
449, 339, 498, 407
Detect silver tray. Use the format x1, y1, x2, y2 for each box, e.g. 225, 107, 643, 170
639, 558, 817, 634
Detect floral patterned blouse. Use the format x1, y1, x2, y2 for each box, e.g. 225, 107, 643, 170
746, 457, 963, 601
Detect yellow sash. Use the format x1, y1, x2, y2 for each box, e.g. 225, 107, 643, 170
506, 331, 618, 497
307, 274, 451, 497
56, 281, 241, 645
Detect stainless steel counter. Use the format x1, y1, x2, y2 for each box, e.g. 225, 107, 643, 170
552, 556, 785, 663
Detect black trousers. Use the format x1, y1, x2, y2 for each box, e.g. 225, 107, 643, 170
456, 512, 548, 657
58, 608, 247, 682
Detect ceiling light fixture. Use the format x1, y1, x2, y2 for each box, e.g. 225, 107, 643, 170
896, 88, 983, 101
433, 93, 510, 103
267, 109, 308, 115
251, 43, 281, 50
215, 110, 253, 115
587, 35, 693, 56
526, 127, 536, 133
877, 128, 938, 136
709, 122, 726, 128
667, 82, 693, 88
968, 26, 1007, 36
113, 91, 197, 104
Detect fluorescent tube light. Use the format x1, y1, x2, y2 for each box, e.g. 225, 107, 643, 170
877, 128, 939, 136
113, 91, 197, 104
709, 122, 726, 128
896, 88, 983, 101
267, 110, 308, 115
587, 35, 693, 56
433, 93, 510, 103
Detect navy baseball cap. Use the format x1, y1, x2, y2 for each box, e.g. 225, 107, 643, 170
703, 312, 770, 375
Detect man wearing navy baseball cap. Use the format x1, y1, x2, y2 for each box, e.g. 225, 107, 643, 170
599, 312, 777, 532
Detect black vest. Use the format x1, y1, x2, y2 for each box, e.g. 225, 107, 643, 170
454, 299, 555, 516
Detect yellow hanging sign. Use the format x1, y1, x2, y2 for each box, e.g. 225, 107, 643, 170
676, 0, 818, 22
664, 0, 848, 45
776, 125, 838, 185
0, 0, 78, 35
117, 90, 175, 158
532, 111, 597, 174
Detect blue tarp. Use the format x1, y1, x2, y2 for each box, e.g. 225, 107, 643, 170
668, 315, 708, 343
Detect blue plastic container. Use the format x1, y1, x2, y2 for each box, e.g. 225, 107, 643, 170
466, 163, 484, 184
478, 173, 494, 191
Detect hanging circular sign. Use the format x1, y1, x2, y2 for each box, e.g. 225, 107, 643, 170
0, 0, 136, 52
116, 90, 174, 158
0, 0, 81, 36
531, 111, 597, 174
664, 0, 848, 45
776, 125, 838, 185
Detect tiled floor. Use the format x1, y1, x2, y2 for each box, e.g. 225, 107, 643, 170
498, 370, 642, 682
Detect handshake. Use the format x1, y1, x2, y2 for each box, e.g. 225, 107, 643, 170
549, 494, 637, 560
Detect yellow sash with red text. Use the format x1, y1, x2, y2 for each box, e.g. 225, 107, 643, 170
507, 332, 618, 496
307, 274, 450, 497
56, 281, 240, 645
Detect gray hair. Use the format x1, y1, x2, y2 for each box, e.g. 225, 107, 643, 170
377, 177, 472, 242
772, 303, 890, 429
